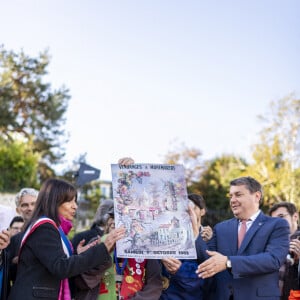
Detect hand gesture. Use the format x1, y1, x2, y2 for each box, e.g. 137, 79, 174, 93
77, 237, 100, 254
196, 250, 227, 278
201, 226, 213, 242
118, 157, 135, 165
103, 227, 126, 253
0, 229, 10, 250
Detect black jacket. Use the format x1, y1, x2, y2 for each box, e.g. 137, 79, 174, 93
0, 249, 9, 300
8, 222, 111, 300
6, 231, 23, 294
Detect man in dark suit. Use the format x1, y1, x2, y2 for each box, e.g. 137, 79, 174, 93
196, 176, 290, 300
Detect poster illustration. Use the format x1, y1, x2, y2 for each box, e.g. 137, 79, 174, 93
111, 163, 197, 259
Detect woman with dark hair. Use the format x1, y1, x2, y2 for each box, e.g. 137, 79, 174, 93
8, 178, 125, 300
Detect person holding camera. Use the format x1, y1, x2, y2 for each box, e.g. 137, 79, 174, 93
269, 202, 300, 300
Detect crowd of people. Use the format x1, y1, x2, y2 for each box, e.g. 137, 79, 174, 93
0, 157, 299, 300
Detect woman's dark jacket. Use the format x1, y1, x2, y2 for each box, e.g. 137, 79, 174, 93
8, 222, 111, 300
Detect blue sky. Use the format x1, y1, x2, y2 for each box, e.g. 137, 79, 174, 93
1, 0, 299, 180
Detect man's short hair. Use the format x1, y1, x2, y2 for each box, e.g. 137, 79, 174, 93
230, 176, 263, 204
9, 216, 24, 228
268, 201, 298, 216
15, 188, 39, 207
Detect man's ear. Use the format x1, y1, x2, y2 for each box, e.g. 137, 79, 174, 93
255, 191, 262, 203
16, 207, 20, 215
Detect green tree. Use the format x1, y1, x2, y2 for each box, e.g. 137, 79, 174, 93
81, 180, 103, 213
190, 155, 247, 225
0, 46, 70, 182
163, 141, 203, 186
0, 137, 39, 192
247, 94, 300, 207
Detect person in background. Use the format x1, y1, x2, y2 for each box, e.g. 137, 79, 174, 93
269, 202, 300, 300
8, 178, 125, 300
14, 188, 38, 222
0, 229, 10, 300
6, 188, 39, 291
159, 193, 212, 300
8, 216, 24, 237
196, 176, 290, 300
73, 213, 116, 300
187, 193, 213, 242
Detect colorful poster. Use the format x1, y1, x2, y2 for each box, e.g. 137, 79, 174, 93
111, 163, 197, 259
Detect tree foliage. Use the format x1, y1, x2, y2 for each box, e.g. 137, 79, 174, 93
190, 155, 247, 225
81, 180, 104, 213
247, 94, 300, 208
0, 137, 39, 192
0, 46, 70, 182
161, 95, 300, 223
163, 141, 203, 186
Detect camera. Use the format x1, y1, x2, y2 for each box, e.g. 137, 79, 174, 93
286, 234, 300, 265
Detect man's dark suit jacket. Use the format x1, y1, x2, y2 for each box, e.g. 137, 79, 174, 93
196, 212, 290, 300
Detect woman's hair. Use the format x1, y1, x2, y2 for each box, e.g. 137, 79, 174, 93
188, 193, 206, 210
26, 178, 77, 228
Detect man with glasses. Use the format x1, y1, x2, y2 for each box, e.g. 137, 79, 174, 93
195, 176, 290, 300
269, 202, 300, 300
8, 216, 24, 237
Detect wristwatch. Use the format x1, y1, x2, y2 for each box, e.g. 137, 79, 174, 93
226, 258, 232, 269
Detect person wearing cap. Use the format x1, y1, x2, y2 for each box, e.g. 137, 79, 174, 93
70, 200, 115, 299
